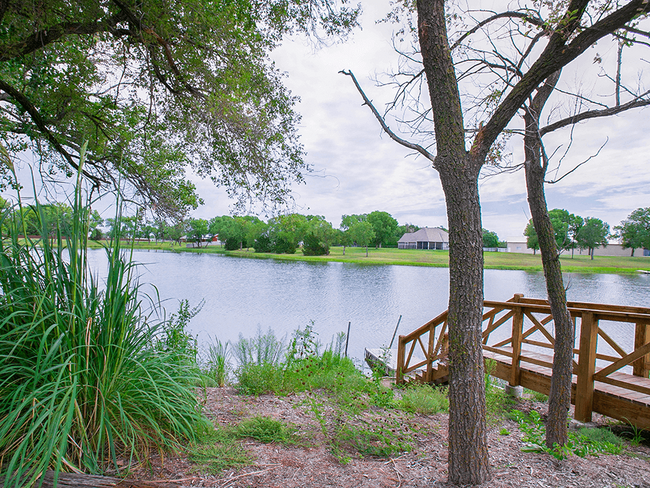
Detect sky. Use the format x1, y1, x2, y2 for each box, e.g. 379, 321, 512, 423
5, 1, 650, 241
188, 0, 650, 240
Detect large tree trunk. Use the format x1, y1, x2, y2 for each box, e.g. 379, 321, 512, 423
417, 0, 491, 483
524, 71, 574, 449
440, 166, 491, 484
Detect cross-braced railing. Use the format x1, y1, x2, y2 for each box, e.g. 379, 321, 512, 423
396, 294, 650, 428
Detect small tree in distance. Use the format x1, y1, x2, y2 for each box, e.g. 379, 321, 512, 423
577, 218, 610, 260
615, 208, 650, 256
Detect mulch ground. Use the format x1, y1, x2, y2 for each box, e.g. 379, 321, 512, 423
126, 387, 650, 488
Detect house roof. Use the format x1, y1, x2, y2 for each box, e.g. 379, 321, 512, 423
398, 227, 449, 243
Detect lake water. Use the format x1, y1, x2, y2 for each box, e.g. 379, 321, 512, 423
86, 249, 650, 363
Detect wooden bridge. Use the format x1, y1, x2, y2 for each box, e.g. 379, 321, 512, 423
396, 294, 650, 430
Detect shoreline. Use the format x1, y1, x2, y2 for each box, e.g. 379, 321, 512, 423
104, 241, 650, 275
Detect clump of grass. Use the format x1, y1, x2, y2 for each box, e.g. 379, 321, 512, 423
0, 155, 208, 486
233, 326, 285, 395
189, 427, 253, 475
236, 416, 300, 445
484, 359, 516, 423
205, 337, 230, 387
511, 410, 623, 459
398, 383, 449, 414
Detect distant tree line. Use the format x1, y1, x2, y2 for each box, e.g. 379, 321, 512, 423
523, 207, 650, 259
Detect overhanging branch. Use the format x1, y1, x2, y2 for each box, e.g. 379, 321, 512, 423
339, 70, 434, 162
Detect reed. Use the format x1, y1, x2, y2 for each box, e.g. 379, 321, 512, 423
0, 157, 208, 486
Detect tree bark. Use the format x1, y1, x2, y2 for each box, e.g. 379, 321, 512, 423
523, 71, 574, 449
417, 0, 490, 483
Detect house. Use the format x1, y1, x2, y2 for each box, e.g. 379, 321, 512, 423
398, 227, 449, 250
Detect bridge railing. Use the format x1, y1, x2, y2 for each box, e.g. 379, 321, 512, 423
396, 294, 650, 424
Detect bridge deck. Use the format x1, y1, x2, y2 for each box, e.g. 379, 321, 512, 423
397, 295, 650, 430
482, 347, 650, 430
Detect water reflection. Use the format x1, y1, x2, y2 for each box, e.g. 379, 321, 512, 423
86, 249, 650, 362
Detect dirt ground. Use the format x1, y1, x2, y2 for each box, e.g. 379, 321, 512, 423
130, 387, 650, 488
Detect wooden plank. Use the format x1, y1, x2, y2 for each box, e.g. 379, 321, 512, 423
396, 336, 405, 384
633, 321, 650, 377
592, 392, 650, 431
597, 327, 628, 359
595, 341, 650, 379
575, 312, 599, 422
596, 374, 650, 397
567, 301, 650, 315
523, 311, 556, 346
510, 297, 524, 386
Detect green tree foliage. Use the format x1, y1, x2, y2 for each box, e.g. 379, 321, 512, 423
524, 220, 539, 253
524, 209, 583, 254
0, 0, 359, 216
89, 210, 104, 240
186, 218, 209, 247
302, 215, 334, 255
218, 216, 263, 250
577, 218, 610, 260
267, 213, 308, 254
482, 229, 499, 248
347, 220, 375, 257
615, 208, 650, 256
340, 213, 367, 230
367, 211, 399, 248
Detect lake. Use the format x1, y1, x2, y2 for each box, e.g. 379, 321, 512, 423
86, 249, 650, 363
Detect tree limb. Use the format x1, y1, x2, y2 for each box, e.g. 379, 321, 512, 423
450, 10, 545, 51
475, 0, 650, 161
540, 93, 650, 135
0, 78, 103, 187
339, 70, 435, 162
0, 15, 126, 63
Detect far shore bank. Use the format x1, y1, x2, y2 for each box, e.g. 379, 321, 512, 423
101, 241, 650, 274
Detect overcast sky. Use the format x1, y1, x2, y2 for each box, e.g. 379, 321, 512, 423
6, 2, 649, 240
188, 1, 650, 240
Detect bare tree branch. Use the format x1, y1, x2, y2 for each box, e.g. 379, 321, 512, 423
540, 93, 650, 135
339, 70, 434, 162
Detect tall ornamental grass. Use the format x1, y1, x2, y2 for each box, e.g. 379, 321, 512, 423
0, 160, 208, 486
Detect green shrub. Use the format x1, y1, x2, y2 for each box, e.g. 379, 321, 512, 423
205, 338, 230, 387
398, 383, 449, 414
236, 416, 299, 445
235, 362, 285, 395
0, 163, 208, 486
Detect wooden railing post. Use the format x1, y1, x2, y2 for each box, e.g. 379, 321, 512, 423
427, 326, 436, 382
633, 321, 650, 378
509, 293, 524, 386
575, 312, 598, 422
396, 335, 405, 385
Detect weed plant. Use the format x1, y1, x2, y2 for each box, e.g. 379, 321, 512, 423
511, 410, 623, 459
0, 161, 208, 486
398, 383, 449, 415
204, 337, 230, 387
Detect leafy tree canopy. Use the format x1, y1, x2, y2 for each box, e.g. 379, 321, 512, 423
614, 207, 650, 255
0, 0, 359, 217
367, 210, 398, 248
577, 217, 610, 259
482, 229, 499, 248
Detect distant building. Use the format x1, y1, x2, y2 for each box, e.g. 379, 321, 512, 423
398, 227, 449, 250
505, 237, 650, 257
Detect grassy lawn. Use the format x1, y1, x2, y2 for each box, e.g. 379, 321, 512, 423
122, 241, 650, 274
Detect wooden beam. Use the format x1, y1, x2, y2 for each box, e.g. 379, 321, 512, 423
633, 321, 650, 377
575, 312, 599, 422
396, 335, 405, 384
595, 341, 650, 379
509, 294, 524, 386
